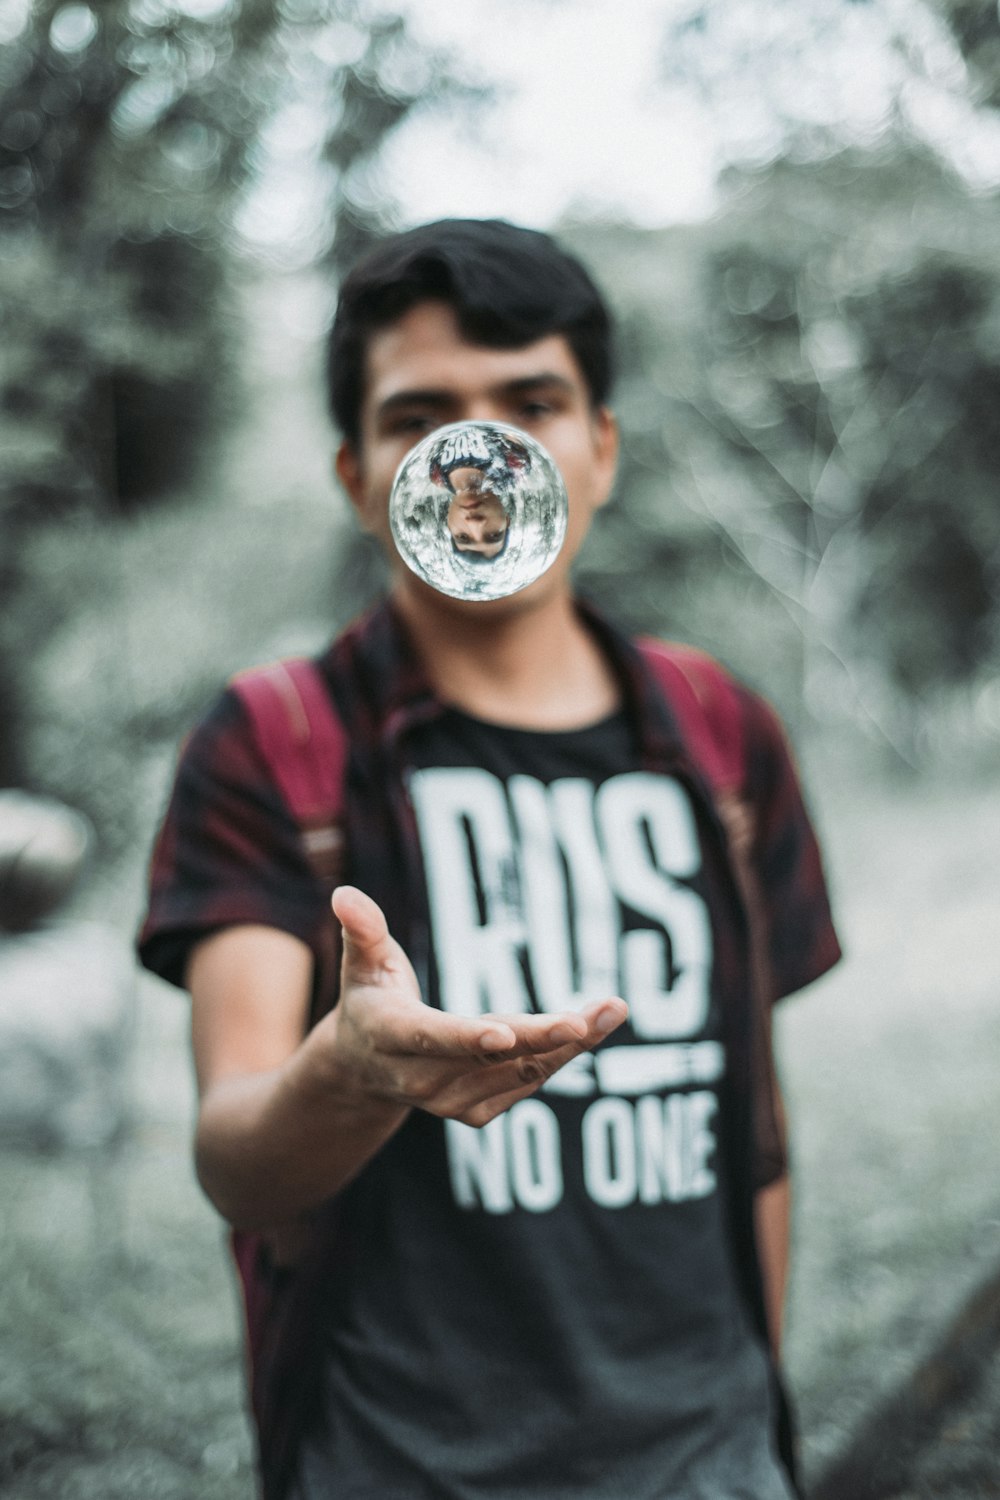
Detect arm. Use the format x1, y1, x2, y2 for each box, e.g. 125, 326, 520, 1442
737, 688, 838, 1359
753, 1170, 790, 1358
752, 1048, 791, 1358
189, 915, 409, 1231
191, 884, 627, 1231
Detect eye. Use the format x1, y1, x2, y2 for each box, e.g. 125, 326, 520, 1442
386, 412, 437, 438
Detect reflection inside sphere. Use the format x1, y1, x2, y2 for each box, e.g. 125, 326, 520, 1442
389, 421, 568, 601
445, 469, 509, 559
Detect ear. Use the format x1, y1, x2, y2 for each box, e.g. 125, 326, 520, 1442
335, 442, 371, 529
591, 406, 619, 510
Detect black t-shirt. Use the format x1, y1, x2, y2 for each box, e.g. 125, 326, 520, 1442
294, 707, 794, 1500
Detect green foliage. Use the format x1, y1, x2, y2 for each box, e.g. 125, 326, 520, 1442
320, 13, 486, 275
0, 0, 286, 789
0, 0, 481, 746
0, 0, 282, 516
695, 232, 1000, 701
846, 260, 1000, 691
935, 0, 1000, 108
0, 0, 482, 517
571, 148, 1000, 749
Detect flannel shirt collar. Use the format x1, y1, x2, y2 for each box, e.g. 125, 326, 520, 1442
330, 594, 692, 768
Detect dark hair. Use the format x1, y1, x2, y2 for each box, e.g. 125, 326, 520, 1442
430, 426, 531, 493
326, 219, 615, 445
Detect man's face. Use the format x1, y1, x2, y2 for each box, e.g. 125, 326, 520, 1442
337, 300, 618, 605
445, 469, 509, 558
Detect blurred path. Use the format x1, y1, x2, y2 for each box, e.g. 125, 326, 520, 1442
812, 1260, 1000, 1499
779, 751, 1000, 1492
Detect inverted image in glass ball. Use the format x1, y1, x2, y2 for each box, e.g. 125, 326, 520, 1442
388, 421, 568, 602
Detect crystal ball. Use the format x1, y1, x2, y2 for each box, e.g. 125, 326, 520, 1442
388, 421, 568, 601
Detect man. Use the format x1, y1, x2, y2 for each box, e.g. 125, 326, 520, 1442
139, 219, 840, 1500
432, 426, 531, 559
444, 467, 510, 558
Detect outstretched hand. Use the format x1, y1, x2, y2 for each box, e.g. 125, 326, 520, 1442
325, 886, 627, 1129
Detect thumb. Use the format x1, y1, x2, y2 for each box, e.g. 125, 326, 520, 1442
332, 885, 392, 973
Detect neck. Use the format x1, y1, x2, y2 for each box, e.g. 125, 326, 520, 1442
390, 576, 622, 730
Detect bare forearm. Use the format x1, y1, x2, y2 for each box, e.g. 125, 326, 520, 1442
753, 1173, 791, 1357
195, 1037, 409, 1230
188, 894, 627, 1231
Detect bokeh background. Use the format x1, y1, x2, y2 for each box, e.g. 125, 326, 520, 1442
2, 1, 1000, 1495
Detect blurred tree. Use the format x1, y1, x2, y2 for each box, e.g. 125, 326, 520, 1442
316, 16, 489, 618
0, 0, 284, 784
0, 0, 480, 814
641, 0, 1000, 745
657, 0, 991, 178
931, 0, 1000, 108
322, 13, 486, 276
0, 0, 284, 516
846, 260, 1000, 695
570, 146, 1000, 751
679, 219, 1000, 741
689, 238, 1000, 714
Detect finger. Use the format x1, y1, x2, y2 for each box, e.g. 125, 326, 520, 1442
435, 1014, 626, 1121
446, 1043, 584, 1125
458, 1078, 548, 1128
480, 999, 628, 1059
486, 1011, 589, 1055
370, 1002, 605, 1063
392, 999, 628, 1068
578, 997, 629, 1042
332, 885, 393, 974
368, 1003, 519, 1061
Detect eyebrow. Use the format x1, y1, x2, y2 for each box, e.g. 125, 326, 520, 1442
374, 372, 577, 421
376, 389, 454, 419
502, 373, 576, 397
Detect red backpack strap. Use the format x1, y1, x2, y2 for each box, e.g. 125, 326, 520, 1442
639, 637, 788, 1201
636, 638, 745, 795
231, 658, 346, 822
227, 657, 350, 1467
231, 657, 348, 885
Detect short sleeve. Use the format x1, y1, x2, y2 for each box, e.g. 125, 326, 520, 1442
137, 689, 331, 991
741, 689, 842, 1003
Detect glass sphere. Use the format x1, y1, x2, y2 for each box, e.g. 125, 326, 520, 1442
388, 421, 568, 601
